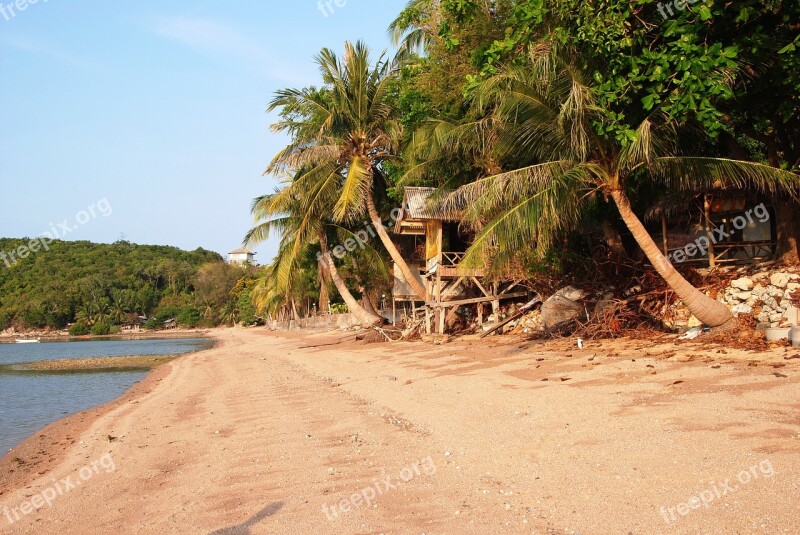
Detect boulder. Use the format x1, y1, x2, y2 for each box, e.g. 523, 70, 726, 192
771, 273, 791, 289
687, 315, 703, 328
731, 303, 753, 316
731, 277, 754, 291
540, 286, 586, 329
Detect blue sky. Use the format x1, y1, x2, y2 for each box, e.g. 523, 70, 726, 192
0, 0, 408, 262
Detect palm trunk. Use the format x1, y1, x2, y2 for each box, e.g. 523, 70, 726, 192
317, 260, 330, 314
362, 293, 380, 317
319, 234, 381, 326
610, 189, 734, 328
365, 190, 427, 300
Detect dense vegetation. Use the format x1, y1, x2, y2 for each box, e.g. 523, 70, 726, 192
248, 0, 800, 329
0, 239, 258, 332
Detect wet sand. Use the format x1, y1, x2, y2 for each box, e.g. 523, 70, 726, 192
1, 328, 798, 534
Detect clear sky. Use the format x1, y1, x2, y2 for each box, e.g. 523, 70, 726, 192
0, 0, 408, 263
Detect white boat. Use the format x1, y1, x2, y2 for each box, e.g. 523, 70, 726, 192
15, 339, 41, 344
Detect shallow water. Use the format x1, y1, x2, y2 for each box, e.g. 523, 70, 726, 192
0, 338, 212, 454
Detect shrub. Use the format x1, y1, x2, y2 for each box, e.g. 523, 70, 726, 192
69, 323, 90, 336
177, 306, 201, 328
330, 303, 349, 314
91, 322, 111, 335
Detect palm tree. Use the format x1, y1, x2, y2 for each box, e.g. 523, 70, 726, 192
266, 41, 428, 301
388, 0, 436, 61
245, 176, 382, 326
439, 44, 800, 328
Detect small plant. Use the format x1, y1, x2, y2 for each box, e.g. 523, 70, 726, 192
330, 303, 349, 314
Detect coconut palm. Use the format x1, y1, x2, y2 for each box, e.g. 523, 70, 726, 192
388, 0, 436, 61
245, 176, 382, 326
266, 41, 428, 301
440, 44, 800, 328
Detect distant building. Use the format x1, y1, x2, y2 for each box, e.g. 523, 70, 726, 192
228, 247, 256, 265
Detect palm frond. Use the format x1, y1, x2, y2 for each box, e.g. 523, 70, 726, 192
651, 157, 800, 198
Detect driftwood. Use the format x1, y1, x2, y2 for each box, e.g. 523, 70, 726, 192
480, 295, 542, 339
370, 319, 424, 343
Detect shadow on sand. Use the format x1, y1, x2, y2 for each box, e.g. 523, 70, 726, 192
207, 502, 284, 534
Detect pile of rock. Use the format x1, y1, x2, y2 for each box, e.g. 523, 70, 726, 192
720, 271, 800, 327
507, 286, 586, 334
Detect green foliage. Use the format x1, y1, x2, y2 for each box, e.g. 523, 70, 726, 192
236, 290, 258, 326
176, 306, 202, 328
0, 239, 242, 331
68, 323, 90, 336
436, 0, 800, 146
330, 303, 349, 314
90, 322, 111, 336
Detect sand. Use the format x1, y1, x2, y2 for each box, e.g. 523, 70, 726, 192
1, 327, 799, 534
3, 356, 175, 372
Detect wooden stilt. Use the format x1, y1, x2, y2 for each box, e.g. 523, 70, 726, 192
704, 194, 717, 268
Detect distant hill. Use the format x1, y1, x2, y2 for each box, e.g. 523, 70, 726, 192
0, 239, 255, 332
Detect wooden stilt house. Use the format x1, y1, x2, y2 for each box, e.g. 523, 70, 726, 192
392, 187, 530, 334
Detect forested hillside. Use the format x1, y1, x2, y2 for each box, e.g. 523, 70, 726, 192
0, 239, 257, 333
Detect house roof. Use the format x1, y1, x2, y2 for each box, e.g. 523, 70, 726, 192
228, 247, 255, 255
401, 187, 459, 221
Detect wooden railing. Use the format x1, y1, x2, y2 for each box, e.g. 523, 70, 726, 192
441, 252, 466, 267
668, 240, 776, 266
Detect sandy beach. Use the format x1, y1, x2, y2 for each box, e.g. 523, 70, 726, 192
1, 328, 799, 534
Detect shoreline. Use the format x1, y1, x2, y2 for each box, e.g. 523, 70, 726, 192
0, 355, 176, 498
0, 333, 217, 495
0, 328, 798, 533
0, 328, 215, 343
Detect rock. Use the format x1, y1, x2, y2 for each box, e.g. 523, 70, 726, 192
771, 273, 791, 288
733, 291, 752, 301
786, 306, 799, 326
731, 304, 753, 316
767, 286, 784, 297
752, 285, 767, 297
751, 272, 770, 282
757, 312, 771, 323
787, 282, 800, 291
560, 286, 587, 301
687, 315, 703, 328
540, 287, 586, 329
731, 277, 754, 291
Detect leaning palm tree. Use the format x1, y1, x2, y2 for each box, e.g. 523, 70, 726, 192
266, 41, 428, 301
245, 176, 382, 326
441, 44, 800, 329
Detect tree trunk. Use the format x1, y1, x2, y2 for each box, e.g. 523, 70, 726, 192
610, 189, 734, 328
365, 190, 428, 301
362, 293, 380, 317
317, 260, 330, 314
601, 220, 628, 260
773, 196, 800, 265
319, 234, 381, 326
